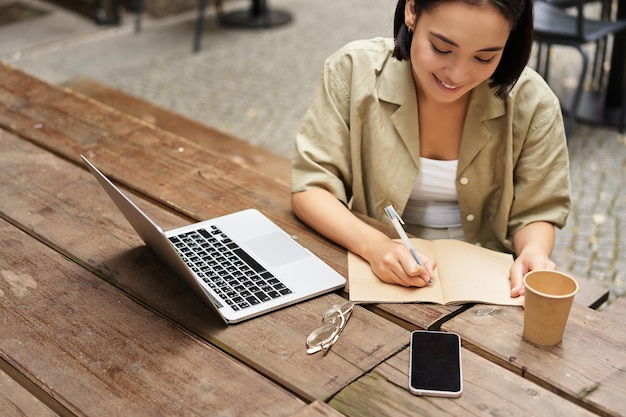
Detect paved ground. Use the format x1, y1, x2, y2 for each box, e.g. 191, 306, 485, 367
2, 0, 625, 306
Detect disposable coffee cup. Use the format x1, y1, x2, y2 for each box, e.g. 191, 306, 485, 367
523, 270, 578, 346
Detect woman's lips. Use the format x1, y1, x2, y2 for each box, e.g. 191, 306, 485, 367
434, 74, 460, 91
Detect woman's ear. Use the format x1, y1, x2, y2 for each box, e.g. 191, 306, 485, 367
404, 0, 417, 30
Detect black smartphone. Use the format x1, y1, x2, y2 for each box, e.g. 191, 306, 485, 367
409, 330, 463, 397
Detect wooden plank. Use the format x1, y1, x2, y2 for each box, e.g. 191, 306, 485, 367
0, 130, 415, 402
602, 296, 626, 324
329, 347, 598, 417
60, 76, 291, 184
0, 368, 59, 417
0, 219, 307, 417
441, 304, 626, 417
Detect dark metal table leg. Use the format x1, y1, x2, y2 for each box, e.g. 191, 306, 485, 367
135, 0, 143, 33
193, 0, 208, 52
219, 0, 292, 28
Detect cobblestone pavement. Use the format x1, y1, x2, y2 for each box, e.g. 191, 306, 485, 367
2, 0, 624, 305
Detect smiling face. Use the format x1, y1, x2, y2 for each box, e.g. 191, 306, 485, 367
405, 0, 512, 104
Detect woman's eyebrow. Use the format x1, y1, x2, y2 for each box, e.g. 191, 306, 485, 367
430, 31, 505, 52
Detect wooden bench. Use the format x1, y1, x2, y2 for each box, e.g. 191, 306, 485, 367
60, 77, 292, 185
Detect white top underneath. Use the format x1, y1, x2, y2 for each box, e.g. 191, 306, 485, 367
403, 157, 463, 228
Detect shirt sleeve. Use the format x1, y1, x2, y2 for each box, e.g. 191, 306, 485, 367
507, 73, 571, 236
291, 51, 354, 205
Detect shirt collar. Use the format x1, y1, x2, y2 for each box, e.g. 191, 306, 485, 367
459, 81, 506, 174
377, 57, 507, 173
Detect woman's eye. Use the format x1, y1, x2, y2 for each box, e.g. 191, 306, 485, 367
430, 40, 496, 64
430, 43, 450, 55
476, 56, 495, 64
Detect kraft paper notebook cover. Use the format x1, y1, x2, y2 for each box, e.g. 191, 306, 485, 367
348, 238, 524, 306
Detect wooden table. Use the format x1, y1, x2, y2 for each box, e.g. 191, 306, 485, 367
0, 61, 623, 417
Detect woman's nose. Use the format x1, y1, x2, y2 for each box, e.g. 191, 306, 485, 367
443, 59, 469, 85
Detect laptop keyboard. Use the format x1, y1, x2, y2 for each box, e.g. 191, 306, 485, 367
168, 226, 293, 311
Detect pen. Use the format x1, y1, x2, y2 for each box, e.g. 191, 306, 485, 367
384, 205, 433, 286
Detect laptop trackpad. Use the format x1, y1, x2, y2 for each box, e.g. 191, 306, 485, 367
244, 232, 309, 267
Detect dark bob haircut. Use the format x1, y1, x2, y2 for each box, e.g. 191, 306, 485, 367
393, 0, 533, 98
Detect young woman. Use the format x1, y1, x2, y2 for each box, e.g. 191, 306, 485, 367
291, 0, 570, 297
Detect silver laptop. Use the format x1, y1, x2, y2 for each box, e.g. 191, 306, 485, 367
81, 155, 345, 324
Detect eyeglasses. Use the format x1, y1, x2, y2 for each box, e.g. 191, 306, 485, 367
306, 301, 354, 355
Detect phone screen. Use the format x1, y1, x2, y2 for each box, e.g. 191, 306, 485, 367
409, 330, 463, 397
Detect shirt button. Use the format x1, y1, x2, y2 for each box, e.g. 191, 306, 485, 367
460, 177, 469, 185
466, 214, 475, 222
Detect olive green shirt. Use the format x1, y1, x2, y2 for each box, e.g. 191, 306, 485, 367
292, 38, 570, 254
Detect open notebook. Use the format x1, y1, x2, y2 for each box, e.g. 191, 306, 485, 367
348, 238, 523, 306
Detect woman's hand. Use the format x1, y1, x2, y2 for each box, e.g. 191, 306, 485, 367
509, 222, 557, 298
509, 251, 556, 297
366, 239, 436, 287
291, 189, 436, 288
